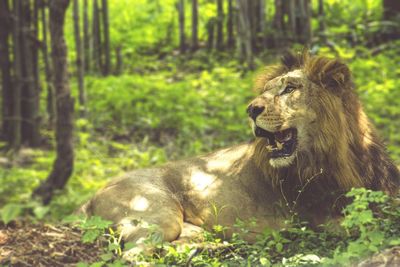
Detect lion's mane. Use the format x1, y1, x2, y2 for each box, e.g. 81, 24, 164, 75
253, 52, 399, 217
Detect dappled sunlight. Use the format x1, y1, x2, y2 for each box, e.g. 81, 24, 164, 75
129, 195, 150, 211
188, 168, 222, 198
205, 145, 252, 175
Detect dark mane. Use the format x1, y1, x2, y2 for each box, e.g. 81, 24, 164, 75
253, 51, 400, 219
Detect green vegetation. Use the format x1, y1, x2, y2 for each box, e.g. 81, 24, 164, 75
1, 0, 400, 265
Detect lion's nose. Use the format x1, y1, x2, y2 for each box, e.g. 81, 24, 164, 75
247, 104, 265, 121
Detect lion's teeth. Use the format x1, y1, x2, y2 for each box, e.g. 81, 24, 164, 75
265, 145, 274, 152
276, 141, 283, 150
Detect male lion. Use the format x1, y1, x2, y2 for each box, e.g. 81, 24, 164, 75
79, 52, 399, 255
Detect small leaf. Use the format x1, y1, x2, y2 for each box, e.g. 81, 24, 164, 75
108, 243, 120, 251
0, 203, 23, 224
260, 257, 271, 266
33, 206, 50, 219
100, 252, 114, 261
82, 230, 101, 243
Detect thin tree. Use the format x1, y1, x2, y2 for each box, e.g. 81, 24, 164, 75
259, 0, 267, 49
273, 0, 284, 47
227, 0, 234, 48
92, 0, 102, 72
33, 0, 74, 204
101, 0, 110, 75
83, 0, 90, 72
297, 0, 312, 45
236, 0, 254, 69
20, 0, 41, 146
0, 0, 12, 143
178, 0, 186, 53
318, 0, 326, 43
216, 0, 224, 50
41, 0, 55, 128
11, 0, 22, 150
206, 18, 216, 50
191, 0, 198, 51
287, 0, 297, 42
73, 0, 86, 116
383, 0, 400, 21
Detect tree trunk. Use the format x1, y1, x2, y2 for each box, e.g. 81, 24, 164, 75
20, 0, 41, 147
236, 0, 254, 69
101, 0, 110, 75
33, 0, 74, 205
73, 0, 86, 116
191, 0, 198, 51
227, 0, 234, 49
273, 0, 284, 48
10, 0, 22, 150
0, 0, 13, 143
207, 18, 215, 50
318, 0, 326, 43
178, 0, 186, 53
92, 0, 102, 73
33, 0, 40, 118
259, 0, 267, 49
383, 0, 400, 21
83, 0, 90, 72
297, 0, 312, 45
287, 0, 297, 42
216, 0, 224, 50
115, 46, 122, 75
41, 0, 55, 129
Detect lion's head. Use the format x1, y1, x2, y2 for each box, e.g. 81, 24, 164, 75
248, 51, 399, 199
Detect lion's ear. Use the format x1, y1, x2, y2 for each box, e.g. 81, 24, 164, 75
281, 51, 304, 70
307, 57, 352, 92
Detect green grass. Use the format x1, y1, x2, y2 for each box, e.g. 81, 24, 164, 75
1, 45, 400, 265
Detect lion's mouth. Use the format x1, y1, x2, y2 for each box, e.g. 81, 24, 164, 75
255, 127, 297, 158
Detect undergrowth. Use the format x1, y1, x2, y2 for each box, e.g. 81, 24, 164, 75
1, 46, 400, 265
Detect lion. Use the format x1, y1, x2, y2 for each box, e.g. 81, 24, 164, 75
79, 51, 400, 256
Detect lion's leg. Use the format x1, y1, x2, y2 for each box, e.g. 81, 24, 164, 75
173, 222, 204, 244
87, 181, 185, 258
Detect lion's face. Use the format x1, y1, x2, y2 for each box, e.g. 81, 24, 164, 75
248, 69, 318, 168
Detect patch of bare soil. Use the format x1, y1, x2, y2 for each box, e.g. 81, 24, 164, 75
0, 220, 103, 267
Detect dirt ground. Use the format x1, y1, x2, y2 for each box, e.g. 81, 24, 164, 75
0, 220, 104, 267
1, 220, 400, 267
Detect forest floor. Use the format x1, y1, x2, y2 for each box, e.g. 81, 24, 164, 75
0, 221, 103, 266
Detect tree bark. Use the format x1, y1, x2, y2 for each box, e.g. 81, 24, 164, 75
287, 0, 297, 42
227, 0, 234, 48
191, 0, 198, 51
383, 0, 400, 21
178, 0, 186, 53
101, 0, 110, 75
20, 0, 41, 147
83, 0, 90, 72
0, 0, 13, 143
259, 0, 267, 49
216, 0, 224, 50
73, 0, 86, 116
11, 0, 22, 150
236, 0, 254, 69
318, 0, 326, 43
115, 46, 122, 75
41, 0, 55, 128
207, 18, 215, 50
273, 0, 284, 48
33, 0, 74, 205
297, 0, 312, 45
92, 0, 102, 72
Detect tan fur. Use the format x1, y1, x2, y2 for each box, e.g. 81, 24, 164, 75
79, 52, 399, 255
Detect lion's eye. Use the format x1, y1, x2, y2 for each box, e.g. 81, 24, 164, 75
281, 85, 296, 95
